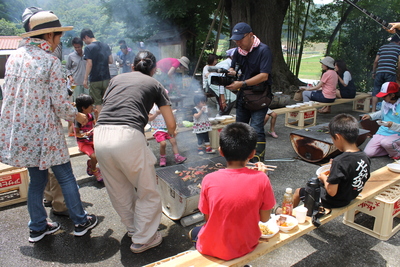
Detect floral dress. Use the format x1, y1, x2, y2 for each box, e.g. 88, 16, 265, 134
192, 107, 212, 134
0, 38, 77, 170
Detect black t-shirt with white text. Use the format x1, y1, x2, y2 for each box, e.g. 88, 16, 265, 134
321, 151, 371, 208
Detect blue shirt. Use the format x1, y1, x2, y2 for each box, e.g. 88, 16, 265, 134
376, 101, 400, 136
376, 42, 400, 75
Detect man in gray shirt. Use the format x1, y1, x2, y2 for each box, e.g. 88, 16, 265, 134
67, 37, 87, 101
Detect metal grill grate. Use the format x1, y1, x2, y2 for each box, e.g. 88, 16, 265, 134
156, 156, 226, 197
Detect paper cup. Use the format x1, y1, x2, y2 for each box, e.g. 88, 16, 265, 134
294, 206, 308, 223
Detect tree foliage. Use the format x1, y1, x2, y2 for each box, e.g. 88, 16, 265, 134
0, 18, 24, 36
310, 0, 400, 92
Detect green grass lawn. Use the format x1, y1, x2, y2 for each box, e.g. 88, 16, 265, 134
298, 55, 324, 80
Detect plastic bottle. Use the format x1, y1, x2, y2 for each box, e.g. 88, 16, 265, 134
282, 188, 294, 216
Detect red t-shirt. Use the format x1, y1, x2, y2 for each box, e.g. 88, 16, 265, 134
156, 58, 181, 73
197, 167, 276, 260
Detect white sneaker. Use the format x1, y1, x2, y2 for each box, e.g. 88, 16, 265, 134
130, 231, 162, 253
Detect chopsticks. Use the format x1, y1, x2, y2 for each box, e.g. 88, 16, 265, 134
246, 162, 277, 171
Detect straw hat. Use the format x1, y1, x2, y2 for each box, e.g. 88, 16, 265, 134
320, 56, 335, 69
178, 56, 190, 69
21, 11, 73, 38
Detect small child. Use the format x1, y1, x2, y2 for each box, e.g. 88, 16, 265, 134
264, 108, 278, 138
192, 94, 216, 155
149, 104, 187, 167
293, 114, 371, 210
75, 94, 103, 182
189, 122, 276, 260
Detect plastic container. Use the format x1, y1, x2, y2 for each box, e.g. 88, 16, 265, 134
282, 188, 294, 216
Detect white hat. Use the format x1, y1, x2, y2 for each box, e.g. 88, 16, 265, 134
21, 11, 73, 38
178, 56, 190, 69
320, 56, 335, 69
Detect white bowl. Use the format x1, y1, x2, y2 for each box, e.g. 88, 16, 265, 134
286, 105, 296, 109
274, 92, 283, 95
215, 116, 225, 122
274, 214, 298, 232
387, 163, 400, 173
316, 164, 331, 176
259, 220, 279, 238
221, 115, 233, 119
209, 118, 218, 125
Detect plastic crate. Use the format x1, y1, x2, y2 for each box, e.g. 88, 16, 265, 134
284, 108, 317, 129
343, 183, 400, 240
352, 96, 372, 112
0, 168, 29, 208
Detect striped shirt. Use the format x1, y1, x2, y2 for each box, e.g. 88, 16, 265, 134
376, 42, 400, 75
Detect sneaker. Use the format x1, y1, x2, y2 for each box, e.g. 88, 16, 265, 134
268, 131, 278, 138
86, 160, 93, 176
160, 157, 167, 167
74, 214, 98, 236
93, 168, 103, 182
127, 231, 135, 237
175, 154, 187, 164
130, 231, 162, 253
205, 147, 216, 154
29, 222, 61, 243
198, 148, 204, 155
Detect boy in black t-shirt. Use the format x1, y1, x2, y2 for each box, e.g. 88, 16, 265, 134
293, 114, 371, 209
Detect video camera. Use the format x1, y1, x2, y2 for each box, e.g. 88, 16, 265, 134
208, 63, 240, 86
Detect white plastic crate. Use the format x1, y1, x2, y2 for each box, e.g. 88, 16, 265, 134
0, 168, 29, 208
352, 96, 372, 112
343, 183, 400, 240
284, 108, 317, 129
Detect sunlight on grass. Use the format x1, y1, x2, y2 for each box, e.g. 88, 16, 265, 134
298, 55, 323, 80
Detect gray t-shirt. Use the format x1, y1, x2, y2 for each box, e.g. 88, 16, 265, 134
97, 71, 171, 133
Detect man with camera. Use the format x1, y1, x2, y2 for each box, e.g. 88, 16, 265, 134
226, 22, 273, 162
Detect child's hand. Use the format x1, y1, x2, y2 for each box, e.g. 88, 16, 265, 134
94, 108, 99, 118
361, 114, 371, 121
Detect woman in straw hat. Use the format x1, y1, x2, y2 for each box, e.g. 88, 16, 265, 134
0, 10, 98, 243
300, 56, 338, 114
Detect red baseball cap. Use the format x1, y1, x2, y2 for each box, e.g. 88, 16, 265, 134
376, 82, 399, 97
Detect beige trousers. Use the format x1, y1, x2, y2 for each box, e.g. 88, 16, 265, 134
94, 125, 161, 244
44, 169, 67, 212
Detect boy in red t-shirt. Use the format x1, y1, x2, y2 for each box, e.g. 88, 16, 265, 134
189, 122, 276, 260
75, 94, 103, 182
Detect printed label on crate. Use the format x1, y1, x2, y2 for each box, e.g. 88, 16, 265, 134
0, 188, 21, 203
289, 111, 299, 118
393, 200, 400, 216
0, 173, 22, 189
304, 110, 315, 119
358, 200, 381, 211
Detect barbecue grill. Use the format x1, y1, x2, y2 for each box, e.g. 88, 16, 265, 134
156, 156, 227, 220
290, 123, 369, 162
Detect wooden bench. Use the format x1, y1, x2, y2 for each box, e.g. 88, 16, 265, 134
273, 93, 371, 129
145, 166, 400, 267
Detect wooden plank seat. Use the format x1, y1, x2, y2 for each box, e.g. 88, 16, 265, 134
272, 93, 371, 129
273, 92, 371, 116
145, 166, 400, 267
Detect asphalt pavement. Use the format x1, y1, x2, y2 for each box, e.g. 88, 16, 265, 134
0, 95, 399, 267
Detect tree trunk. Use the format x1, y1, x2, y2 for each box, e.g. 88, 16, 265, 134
225, 0, 304, 94
325, 2, 357, 56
